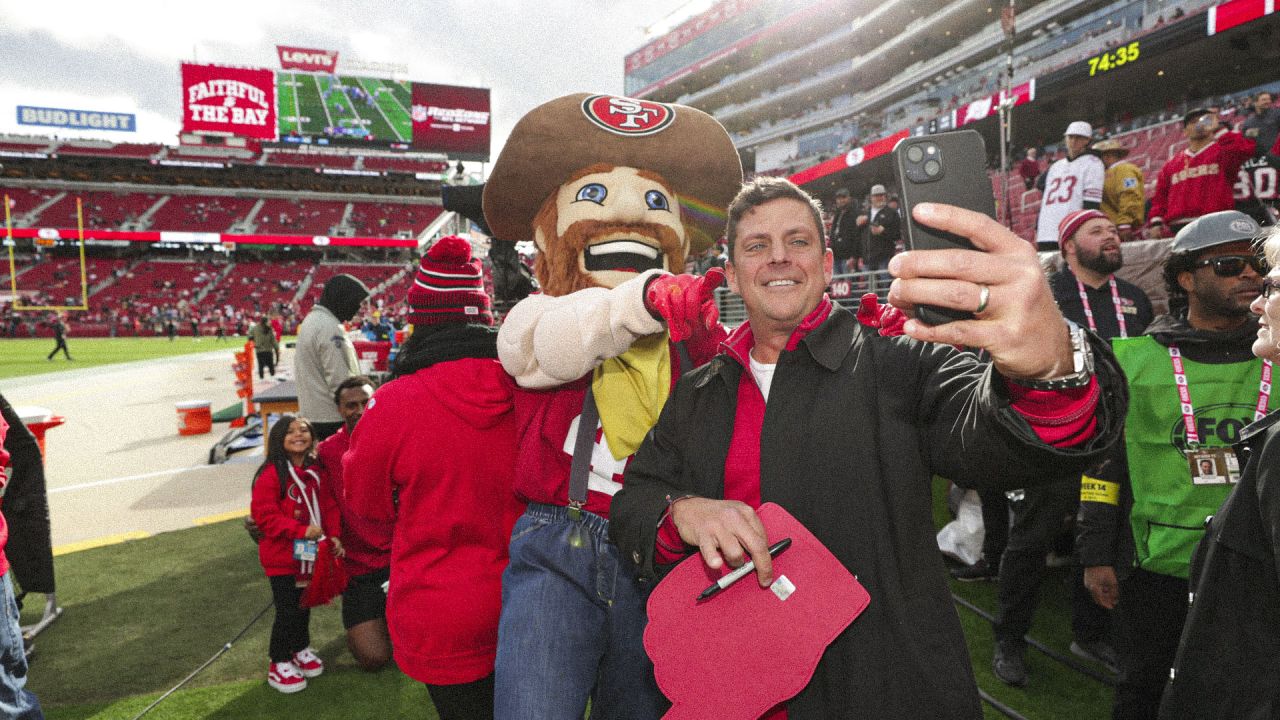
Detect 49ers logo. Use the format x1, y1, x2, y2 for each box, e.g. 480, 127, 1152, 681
581, 95, 674, 137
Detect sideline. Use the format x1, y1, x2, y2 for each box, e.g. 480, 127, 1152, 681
0, 347, 241, 389
53, 531, 151, 557
47, 464, 226, 494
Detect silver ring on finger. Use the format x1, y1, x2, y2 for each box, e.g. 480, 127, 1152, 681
975, 283, 990, 315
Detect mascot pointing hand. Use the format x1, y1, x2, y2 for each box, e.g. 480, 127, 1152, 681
484, 93, 741, 719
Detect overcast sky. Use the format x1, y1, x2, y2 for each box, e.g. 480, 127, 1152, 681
0, 0, 702, 165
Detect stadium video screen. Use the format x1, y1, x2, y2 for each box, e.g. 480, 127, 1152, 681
410, 83, 491, 161
276, 71, 413, 147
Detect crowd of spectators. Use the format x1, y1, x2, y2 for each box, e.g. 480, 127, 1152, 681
1015, 87, 1279, 249
743, 0, 1218, 179
0, 251, 421, 339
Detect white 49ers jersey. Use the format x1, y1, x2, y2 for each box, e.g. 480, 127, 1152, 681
1036, 153, 1105, 245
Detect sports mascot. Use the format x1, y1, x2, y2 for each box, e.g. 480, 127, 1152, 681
482, 93, 741, 719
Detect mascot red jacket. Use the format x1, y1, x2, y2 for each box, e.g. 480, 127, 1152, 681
481, 92, 741, 719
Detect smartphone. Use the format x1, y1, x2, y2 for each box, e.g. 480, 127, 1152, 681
891, 129, 995, 325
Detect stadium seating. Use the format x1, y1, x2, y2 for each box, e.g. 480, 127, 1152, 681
361, 156, 450, 174
304, 263, 404, 309
90, 259, 225, 320
0, 187, 59, 218
148, 195, 257, 233
998, 118, 1187, 242
55, 142, 162, 159
206, 259, 311, 318
6, 256, 127, 306
7, 186, 448, 238
348, 202, 442, 237
0, 140, 54, 153
31, 191, 161, 229
255, 199, 348, 236
264, 152, 358, 170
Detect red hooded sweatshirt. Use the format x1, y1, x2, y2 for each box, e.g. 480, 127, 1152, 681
317, 426, 391, 577
250, 461, 340, 579
343, 357, 524, 685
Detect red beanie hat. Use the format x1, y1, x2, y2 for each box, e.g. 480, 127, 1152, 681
407, 236, 493, 326
1057, 209, 1108, 248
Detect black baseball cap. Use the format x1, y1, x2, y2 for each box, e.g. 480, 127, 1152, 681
1182, 108, 1211, 125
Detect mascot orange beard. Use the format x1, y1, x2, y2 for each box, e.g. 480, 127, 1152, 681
532, 163, 688, 296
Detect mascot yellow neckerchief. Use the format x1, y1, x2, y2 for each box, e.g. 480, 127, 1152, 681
483, 93, 741, 719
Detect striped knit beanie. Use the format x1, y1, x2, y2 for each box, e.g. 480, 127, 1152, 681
407, 236, 492, 326
1057, 209, 1108, 249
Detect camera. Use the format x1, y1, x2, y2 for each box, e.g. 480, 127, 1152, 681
902, 142, 945, 183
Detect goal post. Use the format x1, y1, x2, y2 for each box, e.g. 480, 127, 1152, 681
5, 194, 90, 312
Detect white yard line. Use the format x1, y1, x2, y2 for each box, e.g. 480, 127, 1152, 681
48, 464, 223, 494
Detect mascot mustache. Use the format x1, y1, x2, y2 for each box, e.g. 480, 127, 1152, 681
535, 215, 686, 295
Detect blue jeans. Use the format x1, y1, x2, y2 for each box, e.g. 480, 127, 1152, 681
0, 573, 42, 719
494, 504, 666, 720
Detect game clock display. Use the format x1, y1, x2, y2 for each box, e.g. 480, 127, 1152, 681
1086, 41, 1140, 76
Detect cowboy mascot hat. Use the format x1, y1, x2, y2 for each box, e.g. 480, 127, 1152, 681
483, 93, 742, 254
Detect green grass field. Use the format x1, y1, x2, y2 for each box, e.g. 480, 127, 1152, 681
933, 478, 1115, 719
0, 337, 242, 380
26, 520, 440, 720
276, 72, 412, 143
22, 478, 1113, 719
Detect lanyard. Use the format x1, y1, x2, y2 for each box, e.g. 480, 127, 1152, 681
288, 464, 322, 574
1076, 277, 1127, 338
1168, 345, 1272, 447
288, 465, 322, 527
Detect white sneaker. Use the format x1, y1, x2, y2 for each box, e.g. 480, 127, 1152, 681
268, 661, 307, 693
292, 647, 324, 678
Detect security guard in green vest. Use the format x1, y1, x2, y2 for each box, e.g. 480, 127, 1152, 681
1076, 210, 1267, 720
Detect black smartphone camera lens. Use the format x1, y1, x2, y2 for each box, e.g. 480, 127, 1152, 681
924, 159, 942, 177
907, 145, 924, 163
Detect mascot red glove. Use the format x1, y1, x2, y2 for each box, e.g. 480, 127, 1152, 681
855, 292, 908, 337
645, 268, 726, 342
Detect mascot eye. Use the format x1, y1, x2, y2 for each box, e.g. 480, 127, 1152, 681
575, 183, 608, 205
645, 190, 670, 211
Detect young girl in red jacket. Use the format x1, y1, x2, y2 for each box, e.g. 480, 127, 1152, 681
250, 415, 342, 694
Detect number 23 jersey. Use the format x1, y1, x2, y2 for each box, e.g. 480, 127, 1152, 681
1036, 153, 1104, 246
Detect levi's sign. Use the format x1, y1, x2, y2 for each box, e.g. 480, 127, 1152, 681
276, 45, 339, 74
180, 63, 278, 140
17, 106, 136, 132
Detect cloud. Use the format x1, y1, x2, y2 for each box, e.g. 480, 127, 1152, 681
0, 0, 694, 153
0, 28, 179, 140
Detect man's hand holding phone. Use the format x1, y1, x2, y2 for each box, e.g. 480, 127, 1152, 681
886, 202, 1074, 382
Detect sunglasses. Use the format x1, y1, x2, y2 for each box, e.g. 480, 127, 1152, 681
1193, 255, 1267, 277
1264, 278, 1279, 299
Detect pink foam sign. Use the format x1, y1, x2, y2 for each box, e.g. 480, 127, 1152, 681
644, 502, 870, 719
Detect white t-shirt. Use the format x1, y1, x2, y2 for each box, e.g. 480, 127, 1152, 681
749, 354, 777, 402
1035, 153, 1105, 245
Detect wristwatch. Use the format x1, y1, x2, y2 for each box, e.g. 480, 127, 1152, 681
1014, 320, 1095, 391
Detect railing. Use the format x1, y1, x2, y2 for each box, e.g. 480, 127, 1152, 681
713, 270, 894, 327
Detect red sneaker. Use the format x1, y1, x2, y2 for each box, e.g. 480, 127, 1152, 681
292, 647, 324, 678
267, 661, 307, 693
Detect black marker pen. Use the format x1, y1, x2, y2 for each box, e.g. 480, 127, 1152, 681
697, 537, 792, 602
